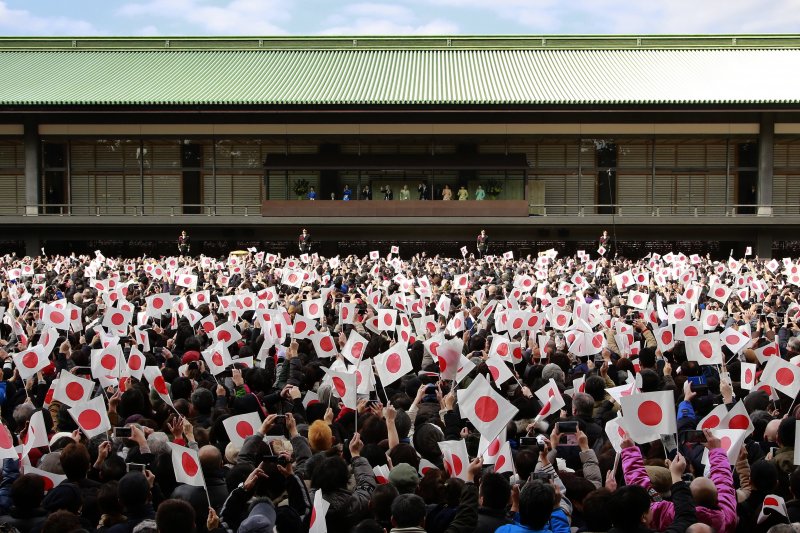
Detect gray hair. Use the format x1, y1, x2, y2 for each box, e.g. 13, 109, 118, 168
572, 393, 595, 418
147, 431, 170, 455
12, 403, 35, 427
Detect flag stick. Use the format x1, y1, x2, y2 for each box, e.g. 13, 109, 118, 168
372, 361, 390, 405
200, 468, 212, 509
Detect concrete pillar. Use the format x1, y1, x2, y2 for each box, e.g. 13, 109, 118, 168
757, 113, 774, 216
23, 122, 40, 215
756, 229, 773, 259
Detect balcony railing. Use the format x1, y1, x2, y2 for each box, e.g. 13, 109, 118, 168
2, 203, 798, 217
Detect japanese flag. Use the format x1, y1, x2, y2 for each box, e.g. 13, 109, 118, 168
292, 315, 317, 340
604, 416, 626, 453
485, 355, 514, 386
0, 424, 15, 460
91, 346, 123, 379
341, 330, 369, 365
709, 428, 748, 465
211, 321, 242, 347
760, 356, 800, 399
143, 366, 173, 407
534, 379, 566, 421
374, 341, 412, 386
619, 390, 676, 444
479, 428, 506, 464
312, 333, 339, 359
721, 327, 751, 354
176, 274, 198, 291
13, 346, 48, 380
169, 442, 205, 487
339, 303, 356, 325
708, 283, 731, 304
741, 362, 757, 390
457, 374, 518, 441
697, 403, 730, 431
303, 299, 325, 320
494, 441, 514, 474
438, 439, 470, 481
25, 466, 66, 492
202, 342, 233, 375
766, 259, 780, 273
655, 326, 675, 353
53, 369, 94, 408
503, 251, 514, 260
103, 307, 132, 334
126, 346, 146, 380
722, 401, 754, 434
373, 465, 390, 485
222, 412, 262, 447
453, 274, 469, 291
685, 333, 723, 365
488, 334, 512, 360
309, 489, 330, 533
754, 342, 780, 365
460, 246, 468, 257
627, 290, 649, 310
667, 304, 691, 325
378, 309, 397, 331
700, 310, 724, 331
355, 360, 375, 395
69, 395, 111, 439
329, 368, 357, 409
757, 495, 788, 524
42, 303, 70, 331
435, 295, 451, 317
436, 337, 464, 381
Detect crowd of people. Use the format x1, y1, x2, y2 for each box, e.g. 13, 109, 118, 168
311, 183, 487, 201
0, 243, 798, 533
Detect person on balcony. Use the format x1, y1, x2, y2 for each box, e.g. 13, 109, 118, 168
177, 230, 190, 256
442, 185, 453, 201
307, 186, 317, 201
399, 184, 411, 200
383, 185, 394, 200
342, 185, 352, 201
475, 185, 486, 201
476, 229, 489, 258
298, 229, 312, 253
418, 182, 429, 200
361, 185, 372, 200
457, 186, 469, 201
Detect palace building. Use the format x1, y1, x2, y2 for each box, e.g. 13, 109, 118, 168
1, 35, 800, 256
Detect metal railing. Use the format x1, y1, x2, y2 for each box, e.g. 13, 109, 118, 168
2, 202, 799, 217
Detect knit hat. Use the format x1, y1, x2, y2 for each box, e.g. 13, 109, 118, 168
542, 363, 565, 384
42, 481, 82, 512
308, 420, 333, 452
388, 463, 420, 494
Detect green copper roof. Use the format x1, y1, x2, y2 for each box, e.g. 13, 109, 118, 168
1, 35, 800, 106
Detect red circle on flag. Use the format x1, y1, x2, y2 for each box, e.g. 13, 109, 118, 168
383, 313, 393, 326
592, 335, 603, 349
198, 294, 206, 302
765, 496, 780, 507
661, 331, 672, 344
212, 352, 223, 366
637, 401, 663, 426
495, 455, 506, 471
539, 400, 551, 415
699, 340, 714, 359
726, 334, 740, 345
218, 331, 232, 343
728, 414, 750, 430
235, 421, 254, 438
295, 322, 306, 334
49, 311, 64, 324
333, 377, 347, 397
355, 371, 363, 387
320, 337, 334, 353
387, 353, 402, 373
622, 275, 630, 285
488, 439, 501, 456
633, 295, 642, 305
777, 368, 794, 386
129, 354, 142, 371
475, 396, 499, 422
310, 303, 319, 315
42, 477, 54, 491
512, 318, 523, 330
556, 315, 567, 327
745, 369, 754, 383
674, 308, 686, 320
309, 508, 317, 528
0, 427, 11, 449
701, 415, 720, 429
686, 289, 695, 299
426, 322, 437, 333
181, 452, 199, 476
496, 343, 508, 357
452, 455, 463, 475
66, 382, 84, 401
153, 297, 164, 310
528, 316, 539, 328
706, 315, 719, 327
352, 342, 364, 359
154, 376, 167, 394
22, 351, 38, 368
243, 297, 253, 307
111, 313, 125, 326
70, 309, 79, 320
721, 436, 732, 451
101, 354, 116, 370
764, 346, 777, 357
715, 288, 725, 298
44, 389, 54, 404
78, 409, 101, 430
183, 277, 192, 285
684, 326, 698, 337
489, 365, 500, 381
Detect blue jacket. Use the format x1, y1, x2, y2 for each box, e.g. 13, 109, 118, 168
496, 508, 570, 533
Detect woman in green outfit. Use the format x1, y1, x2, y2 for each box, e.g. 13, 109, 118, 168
475, 185, 486, 200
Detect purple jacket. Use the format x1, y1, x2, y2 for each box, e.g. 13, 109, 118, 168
620, 446, 737, 533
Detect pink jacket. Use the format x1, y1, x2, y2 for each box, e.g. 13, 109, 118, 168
620, 446, 738, 533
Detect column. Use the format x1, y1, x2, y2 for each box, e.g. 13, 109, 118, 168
757, 113, 774, 216
24, 122, 40, 215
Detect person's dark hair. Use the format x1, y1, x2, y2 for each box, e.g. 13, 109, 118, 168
11, 474, 45, 510
41, 510, 82, 533
479, 473, 511, 510
394, 409, 412, 439
583, 489, 613, 532
390, 494, 427, 528
370, 483, 398, 525
388, 443, 420, 471
190, 388, 214, 414
560, 472, 596, 505
519, 481, 556, 529
608, 485, 651, 531
638, 369, 660, 393
751, 459, 779, 491
352, 519, 385, 533
584, 376, 607, 402
791, 468, 800, 499
97, 481, 124, 517
515, 449, 538, 480
156, 499, 197, 533
119, 388, 148, 420
101, 455, 127, 481
184, 336, 201, 352
60, 442, 90, 481
778, 417, 796, 447
312, 456, 349, 492
572, 393, 594, 418
638, 347, 657, 369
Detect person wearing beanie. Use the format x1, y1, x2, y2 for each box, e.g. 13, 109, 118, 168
388, 463, 419, 495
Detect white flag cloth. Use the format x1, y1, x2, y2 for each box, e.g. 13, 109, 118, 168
794, 421, 800, 466
619, 390, 676, 444
69, 395, 111, 439
685, 332, 723, 365
24, 466, 66, 492
436, 337, 464, 381
53, 369, 94, 408
760, 355, 800, 399
457, 374, 518, 442
741, 362, 757, 390
169, 442, 205, 487
309, 489, 330, 533
202, 342, 233, 375
13, 346, 48, 380
0, 424, 17, 460
373, 341, 412, 386
341, 330, 369, 365
143, 366, 173, 407
494, 441, 514, 474
22, 410, 49, 458
222, 412, 262, 447
328, 369, 357, 409
697, 403, 729, 431
438, 439, 470, 481
757, 495, 789, 524
485, 355, 514, 386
